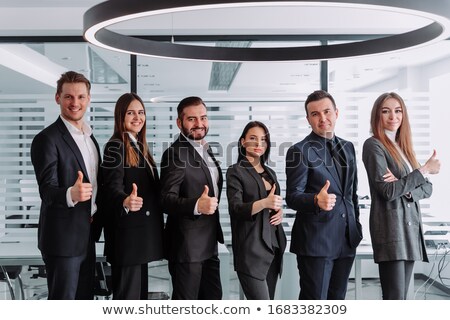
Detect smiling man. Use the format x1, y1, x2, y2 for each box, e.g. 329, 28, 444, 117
285, 90, 363, 300
30, 71, 102, 299
160, 96, 224, 300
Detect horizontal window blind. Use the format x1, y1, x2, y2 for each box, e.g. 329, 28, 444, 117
0, 93, 432, 244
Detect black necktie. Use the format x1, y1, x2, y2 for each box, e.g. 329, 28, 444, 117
327, 140, 345, 187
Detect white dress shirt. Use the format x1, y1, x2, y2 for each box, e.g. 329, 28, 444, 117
61, 116, 99, 215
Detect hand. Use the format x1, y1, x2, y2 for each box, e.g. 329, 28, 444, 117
70, 171, 93, 203
420, 149, 440, 175
383, 168, 398, 182
264, 185, 283, 211
316, 180, 336, 211
123, 183, 143, 212
270, 208, 283, 226
197, 185, 218, 215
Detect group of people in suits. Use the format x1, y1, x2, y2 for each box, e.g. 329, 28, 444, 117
30, 70, 440, 300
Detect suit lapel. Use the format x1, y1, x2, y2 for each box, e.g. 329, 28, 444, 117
335, 136, 350, 190
179, 135, 217, 197
56, 118, 90, 181
240, 159, 272, 249
308, 133, 343, 192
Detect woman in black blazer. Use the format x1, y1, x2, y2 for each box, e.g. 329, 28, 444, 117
226, 121, 287, 300
362, 92, 440, 299
101, 93, 164, 299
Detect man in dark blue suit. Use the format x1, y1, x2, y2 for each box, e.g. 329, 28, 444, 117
285, 90, 362, 300
31, 71, 102, 299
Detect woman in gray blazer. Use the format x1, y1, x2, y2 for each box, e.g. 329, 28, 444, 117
226, 121, 287, 299
362, 92, 440, 299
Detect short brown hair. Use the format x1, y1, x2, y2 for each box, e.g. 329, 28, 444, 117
304, 90, 336, 115
56, 71, 91, 95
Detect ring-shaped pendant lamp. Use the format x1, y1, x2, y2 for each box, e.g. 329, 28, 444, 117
83, 0, 450, 62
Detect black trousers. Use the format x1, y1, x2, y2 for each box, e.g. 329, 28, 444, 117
43, 237, 95, 300
297, 255, 355, 300
111, 263, 148, 300
169, 256, 222, 300
237, 251, 281, 300
378, 260, 414, 300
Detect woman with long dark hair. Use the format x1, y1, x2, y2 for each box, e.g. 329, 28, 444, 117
101, 93, 164, 299
362, 92, 440, 299
226, 121, 287, 299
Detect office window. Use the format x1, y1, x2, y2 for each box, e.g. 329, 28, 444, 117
0, 42, 130, 241
329, 40, 450, 222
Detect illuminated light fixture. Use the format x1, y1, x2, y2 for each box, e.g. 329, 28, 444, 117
84, 0, 450, 62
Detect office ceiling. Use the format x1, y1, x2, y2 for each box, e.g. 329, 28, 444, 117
0, 1, 449, 101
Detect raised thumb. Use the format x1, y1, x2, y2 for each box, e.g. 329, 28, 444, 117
202, 185, 209, 197
131, 183, 138, 197
269, 184, 276, 195
321, 180, 330, 193
76, 171, 83, 184
431, 149, 437, 159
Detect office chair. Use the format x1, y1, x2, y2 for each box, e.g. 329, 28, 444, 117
93, 261, 112, 299
0, 265, 25, 300
18, 179, 47, 280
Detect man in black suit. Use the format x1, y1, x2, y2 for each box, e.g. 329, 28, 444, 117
160, 96, 224, 300
31, 71, 102, 299
285, 90, 362, 300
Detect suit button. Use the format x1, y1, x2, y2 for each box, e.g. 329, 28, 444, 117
407, 221, 412, 226
341, 213, 346, 218
146, 211, 150, 216
406, 204, 411, 208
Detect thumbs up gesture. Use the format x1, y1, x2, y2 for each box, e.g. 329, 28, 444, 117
264, 184, 283, 211
198, 185, 218, 215
71, 171, 93, 203
317, 180, 337, 211
420, 149, 441, 175
123, 183, 143, 212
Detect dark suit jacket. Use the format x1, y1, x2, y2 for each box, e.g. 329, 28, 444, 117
362, 137, 431, 263
30, 116, 102, 257
226, 159, 287, 280
160, 134, 224, 263
101, 139, 164, 266
286, 132, 362, 258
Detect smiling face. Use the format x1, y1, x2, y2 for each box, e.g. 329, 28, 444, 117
177, 103, 209, 141
56, 82, 90, 129
306, 97, 339, 138
241, 126, 267, 160
124, 99, 146, 137
380, 97, 403, 132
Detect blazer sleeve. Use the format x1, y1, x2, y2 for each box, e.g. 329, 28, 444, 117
101, 140, 128, 211
30, 131, 69, 208
160, 145, 198, 217
285, 144, 317, 213
350, 143, 360, 222
226, 166, 255, 222
362, 138, 430, 202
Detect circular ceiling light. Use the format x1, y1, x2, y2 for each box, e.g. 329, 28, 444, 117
83, 0, 450, 62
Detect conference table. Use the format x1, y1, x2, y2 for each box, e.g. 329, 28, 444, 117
0, 240, 231, 300
1, 239, 439, 300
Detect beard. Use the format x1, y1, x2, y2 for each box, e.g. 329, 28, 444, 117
181, 124, 209, 141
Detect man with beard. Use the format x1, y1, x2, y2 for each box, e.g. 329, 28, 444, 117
160, 96, 224, 299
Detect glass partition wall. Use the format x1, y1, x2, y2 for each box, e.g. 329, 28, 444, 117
1, 39, 450, 298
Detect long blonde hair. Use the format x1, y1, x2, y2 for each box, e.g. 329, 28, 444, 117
370, 92, 419, 169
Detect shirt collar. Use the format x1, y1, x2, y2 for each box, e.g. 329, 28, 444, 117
384, 129, 397, 143
126, 132, 138, 143
181, 132, 208, 149
60, 115, 92, 136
